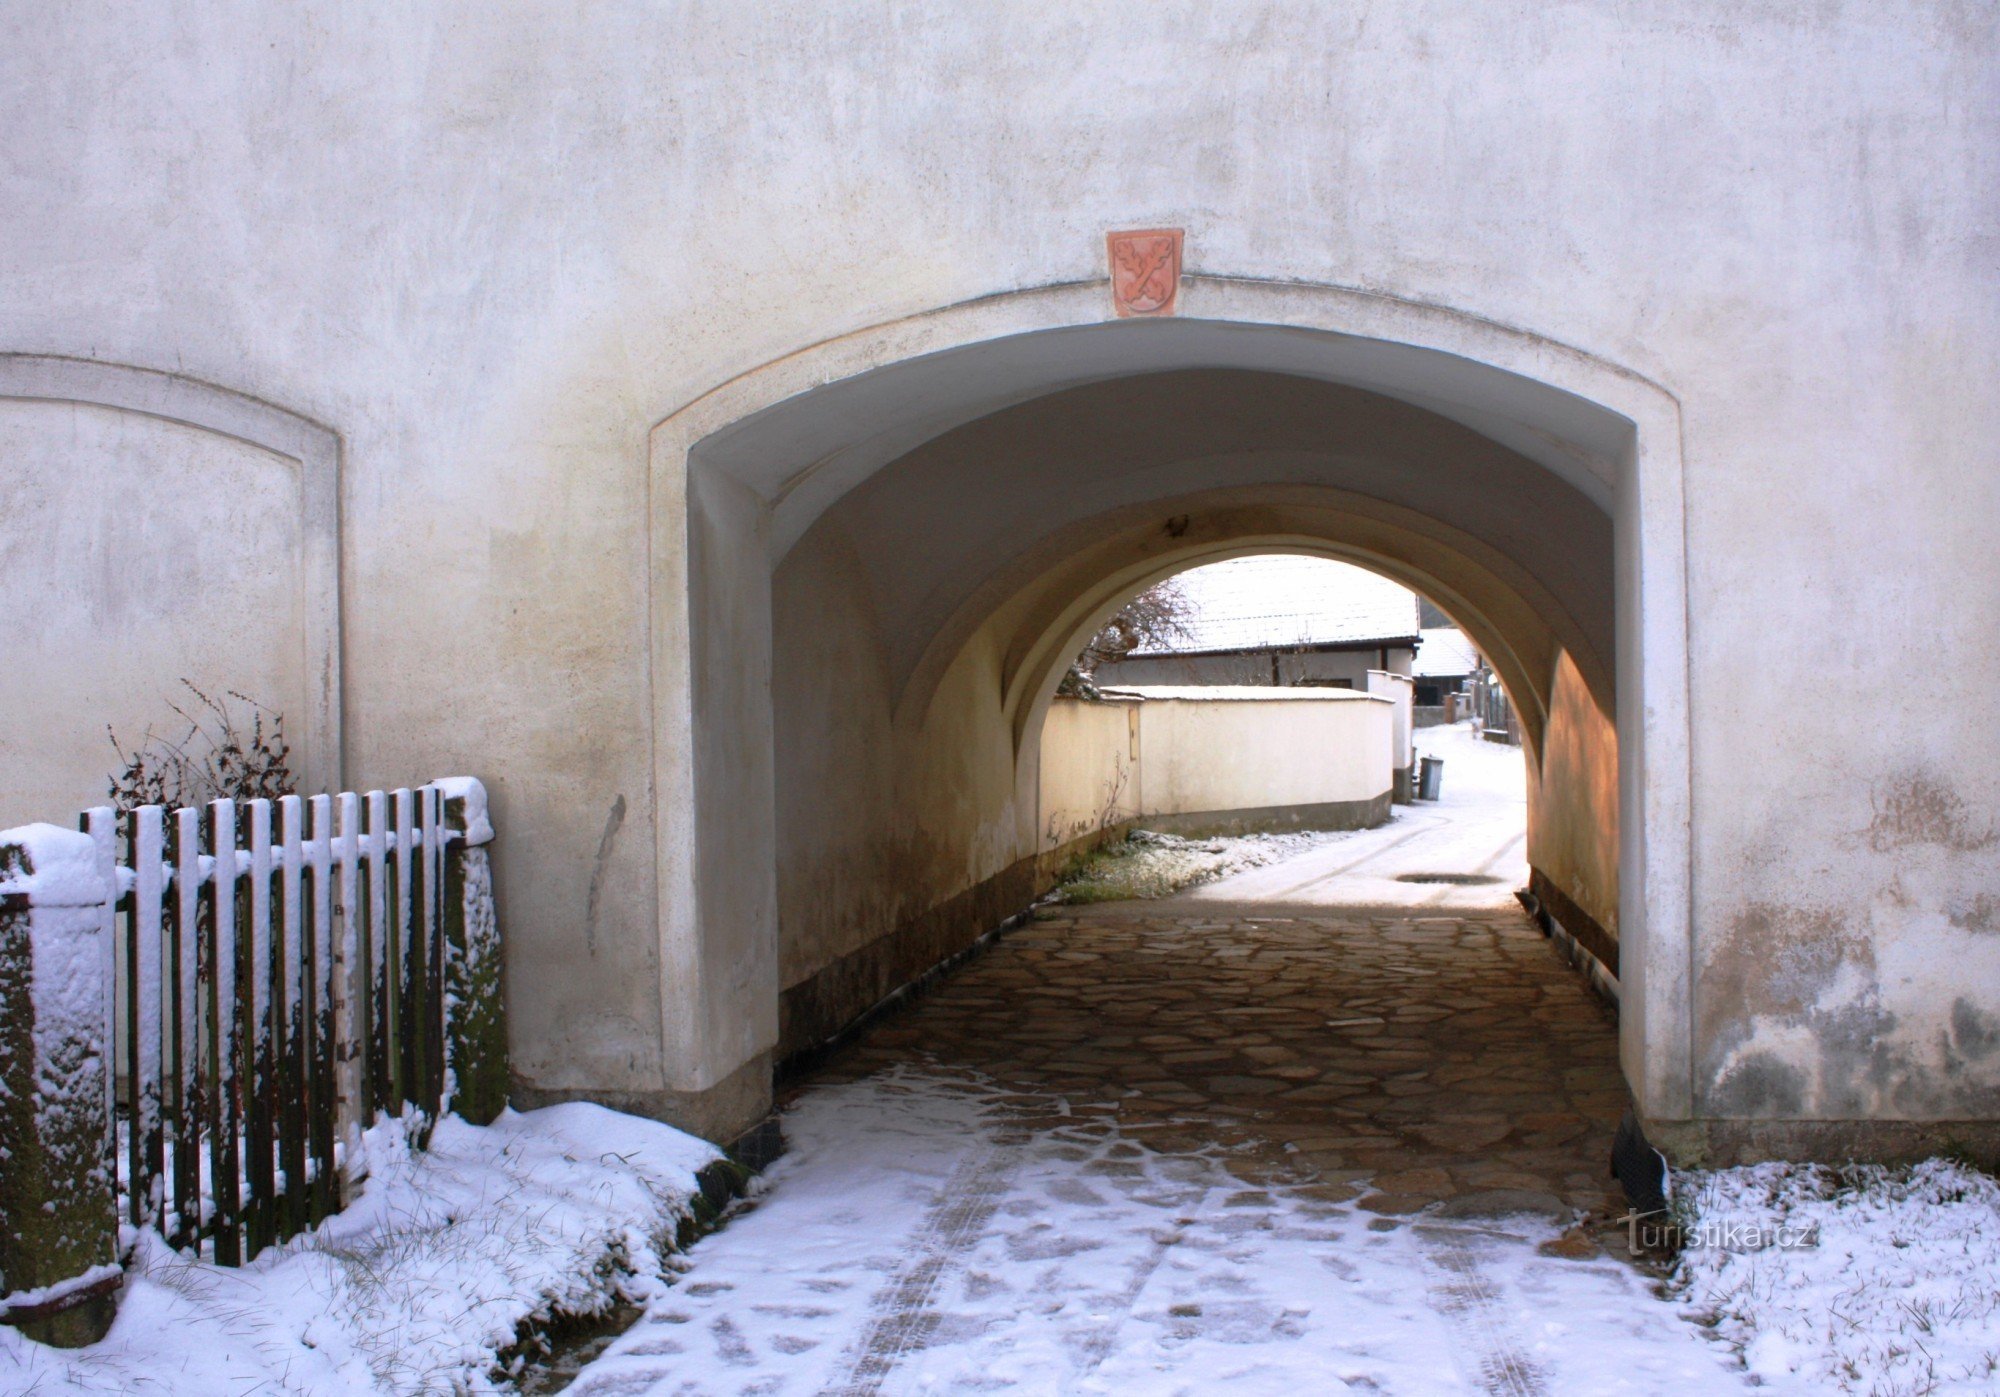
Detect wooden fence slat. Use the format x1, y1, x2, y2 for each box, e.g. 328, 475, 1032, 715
392, 788, 415, 1115
440, 782, 508, 1124
119, 810, 139, 1229
81, 808, 119, 1240
84, 809, 117, 1168
243, 798, 275, 1260
207, 799, 242, 1267
334, 792, 363, 1152
130, 807, 166, 1230
277, 795, 306, 1238
421, 785, 445, 1119
433, 786, 448, 1113
171, 807, 202, 1251
109, 804, 138, 1216
411, 788, 427, 1117
308, 794, 337, 1224
367, 790, 393, 1117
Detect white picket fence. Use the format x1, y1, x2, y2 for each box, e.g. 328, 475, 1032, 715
0, 777, 505, 1340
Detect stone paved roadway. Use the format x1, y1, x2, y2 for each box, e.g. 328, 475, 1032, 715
562, 896, 1753, 1394
564, 732, 1737, 1393
813, 902, 1627, 1221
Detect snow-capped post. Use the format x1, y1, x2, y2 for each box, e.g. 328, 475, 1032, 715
0, 822, 121, 1348
437, 777, 507, 1124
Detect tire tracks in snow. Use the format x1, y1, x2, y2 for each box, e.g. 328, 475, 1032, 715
1228, 814, 1450, 902
818, 1130, 1025, 1396
1415, 1223, 1549, 1397
1069, 1187, 1215, 1378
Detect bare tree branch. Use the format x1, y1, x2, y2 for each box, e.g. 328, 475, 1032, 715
107, 680, 297, 811
1059, 577, 1199, 698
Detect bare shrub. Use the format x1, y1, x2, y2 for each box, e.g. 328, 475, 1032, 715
107, 681, 296, 811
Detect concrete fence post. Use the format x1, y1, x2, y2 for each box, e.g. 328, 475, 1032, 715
0, 824, 120, 1348
1367, 671, 1417, 803
436, 778, 508, 1125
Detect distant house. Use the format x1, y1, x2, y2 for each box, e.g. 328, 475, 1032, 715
1411, 626, 1481, 724
1091, 556, 1421, 690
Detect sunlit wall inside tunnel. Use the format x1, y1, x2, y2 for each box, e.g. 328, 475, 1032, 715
745, 349, 1624, 1077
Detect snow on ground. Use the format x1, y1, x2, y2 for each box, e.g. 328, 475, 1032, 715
1054, 721, 1526, 909
567, 1066, 1745, 1396
0, 1104, 722, 1395
1182, 719, 1529, 912
1670, 1158, 2000, 1393
1052, 825, 1365, 903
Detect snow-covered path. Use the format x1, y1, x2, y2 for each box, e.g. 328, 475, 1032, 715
564, 742, 1759, 1395
1180, 720, 1529, 912
566, 1070, 1745, 1395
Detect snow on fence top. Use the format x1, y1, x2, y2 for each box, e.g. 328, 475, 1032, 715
0, 823, 109, 904
0, 777, 507, 1348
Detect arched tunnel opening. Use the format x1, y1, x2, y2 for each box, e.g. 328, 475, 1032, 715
752, 362, 1620, 1065
678, 331, 1641, 1240
617, 305, 1696, 1371
1037, 551, 1538, 916
660, 308, 1689, 1158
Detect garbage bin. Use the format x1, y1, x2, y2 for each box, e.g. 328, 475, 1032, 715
1418, 756, 1443, 801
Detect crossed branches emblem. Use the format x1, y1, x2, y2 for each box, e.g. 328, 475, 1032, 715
1114, 235, 1178, 313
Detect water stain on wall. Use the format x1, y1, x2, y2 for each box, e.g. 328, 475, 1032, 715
1951, 999, 2000, 1063
1703, 895, 2000, 1118
1947, 893, 2000, 934
1703, 902, 1871, 1030
1709, 1053, 1807, 1117
1700, 901, 1887, 1116
584, 794, 627, 956
1864, 772, 1996, 853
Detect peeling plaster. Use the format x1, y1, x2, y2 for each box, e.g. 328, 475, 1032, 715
1865, 772, 1997, 854
1703, 897, 2000, 1120
1946, 893, 2000, 934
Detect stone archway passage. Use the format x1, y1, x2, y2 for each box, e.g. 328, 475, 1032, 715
642, 285, 1693, 1145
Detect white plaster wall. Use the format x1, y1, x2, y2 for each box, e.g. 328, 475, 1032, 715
5, 3, 1994, 1130
0, 402, 305, 826
1109, 690, 1392, 821
1527, 649, 1621, 941
1037, 698, 1142, 849
772, 527, 1025, 993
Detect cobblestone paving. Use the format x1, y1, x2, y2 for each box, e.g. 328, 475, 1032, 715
565, 901, 1743, 1394
801, 903, 1628, 1223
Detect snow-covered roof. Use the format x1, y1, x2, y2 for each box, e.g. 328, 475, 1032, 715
1131, 556, 1421, 657
1413, 627, 1481, 677
1098, 684, 1387, 703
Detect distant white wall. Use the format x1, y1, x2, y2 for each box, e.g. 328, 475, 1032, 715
1037, 696, 1142, 847
1039, 688, 1392, 849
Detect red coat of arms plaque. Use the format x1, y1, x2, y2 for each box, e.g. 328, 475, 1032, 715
1107, 228, 1183, 317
